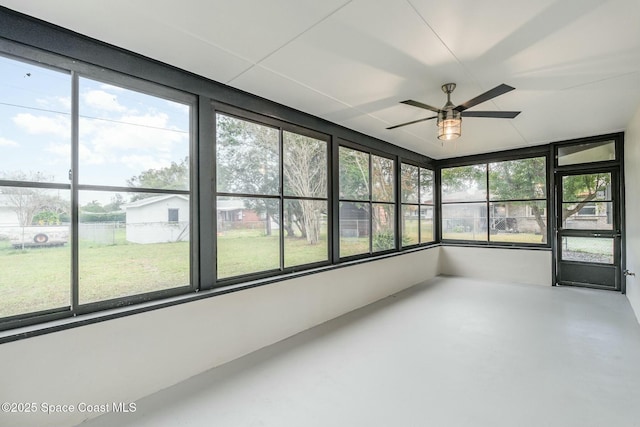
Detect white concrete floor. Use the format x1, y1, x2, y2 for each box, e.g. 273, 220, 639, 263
82, 277, 640, 427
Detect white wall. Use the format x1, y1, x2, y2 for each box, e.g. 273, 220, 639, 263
625, 105, 640, 323
439, 246, 552, 286
0, 247, 440, 427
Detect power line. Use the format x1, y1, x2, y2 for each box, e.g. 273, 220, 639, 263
0, 101, 189, 134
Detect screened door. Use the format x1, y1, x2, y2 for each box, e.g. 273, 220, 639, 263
556, 169, 621, 290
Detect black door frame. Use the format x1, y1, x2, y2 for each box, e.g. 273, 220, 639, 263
552, 133, 625, 293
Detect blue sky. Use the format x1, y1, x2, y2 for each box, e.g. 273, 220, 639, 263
0, 54, 190, 201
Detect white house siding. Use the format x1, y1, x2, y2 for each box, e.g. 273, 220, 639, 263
125, 196, 189, 244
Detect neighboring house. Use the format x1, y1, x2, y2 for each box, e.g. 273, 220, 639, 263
217, 199, 273, 231
124, 195, 190, 244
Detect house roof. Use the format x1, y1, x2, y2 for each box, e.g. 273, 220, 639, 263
216, 199, 246, 212
123, 194, 189, 209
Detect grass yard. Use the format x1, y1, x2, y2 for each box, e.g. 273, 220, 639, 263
0, 237, 190, 318
217, 228, 329, 278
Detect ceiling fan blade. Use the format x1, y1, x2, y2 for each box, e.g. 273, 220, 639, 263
461, 111, 521, 118
401, 99, 440, 113
454, 84, 515, 112
386, 116, 437, 130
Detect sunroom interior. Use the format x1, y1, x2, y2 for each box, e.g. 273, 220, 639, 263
1, 2, 640, 426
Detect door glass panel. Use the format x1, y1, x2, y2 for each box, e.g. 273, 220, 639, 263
561, 173, 612, 229
561, 237, 613, 264
562, 202, 613, 230
558, 140, 615, 166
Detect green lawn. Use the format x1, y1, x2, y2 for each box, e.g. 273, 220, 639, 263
1, 228, 333, 317
217, 228, 329, 278
0, 236, 190, 318
0, 225, 562, 319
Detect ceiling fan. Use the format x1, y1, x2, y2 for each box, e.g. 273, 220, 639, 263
387, 83, 521, 141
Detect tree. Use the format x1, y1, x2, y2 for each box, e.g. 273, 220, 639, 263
283, 132, 327, 244
488, 158, 547, 242
0, 171, 68, 227
560, 173, 610, 223
127, 157, 189, 201
216, 114, 328, 243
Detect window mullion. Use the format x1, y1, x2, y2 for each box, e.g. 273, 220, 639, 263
70, 70, 80, 313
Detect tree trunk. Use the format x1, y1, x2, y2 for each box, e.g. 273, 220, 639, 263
531, 205, 547, 244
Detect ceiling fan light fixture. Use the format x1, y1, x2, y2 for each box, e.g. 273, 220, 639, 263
437, 109, 461, 141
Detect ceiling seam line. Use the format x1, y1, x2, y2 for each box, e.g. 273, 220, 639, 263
560, 70, 640, 91
227, 0, 354, 84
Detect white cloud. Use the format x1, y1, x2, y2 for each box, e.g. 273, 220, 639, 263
0, 137, 19, 147
82, 90, 127, 113
99, 83, 126, 92
78, 143, 106, 165
80, 112, 187, 157
120, 155, 170, 172
36, 96, 71, 111
12, 113, 71, 138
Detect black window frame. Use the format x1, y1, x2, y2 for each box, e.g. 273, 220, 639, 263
400, 161, 436, 247
438, 148, 551, 248
212, 102, 332, 286
337, 139, 398, 260
0, 37, 198, 331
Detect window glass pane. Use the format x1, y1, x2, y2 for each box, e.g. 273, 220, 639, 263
216, 114, 279, 196
489, 157, 546, 200
442, 203, 487, 241
558, 140, 615, 166
401, 205, 419, 246
79, 77, 190, 189
217, 197, 280, 278
78, 190, 190, 304
283, 131, 327, 198
0, 186, 70, 317
339, 201, 369, 257
401, 164, 419, 203
561, 237, 613, 264
420, 205, 434, 243
339, 147, 369, 200
372, 203, 395, 252
489, 201, 547, 244
562, 202, 613, 230
0, 55, 71, 184
441, 165, 487, 202
562, 173, 611, 202
372, 155, 394, 202
420, 168, 434, 204
283, 199, 328, 267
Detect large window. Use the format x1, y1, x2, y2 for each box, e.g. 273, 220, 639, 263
441, 164, 487, 241
0, 51, 193, 322
339, 145, 395, 257
488, 157, 547, 244
441, 157, 547, 244
401, 163, 434, 246
215, 111, 329, 280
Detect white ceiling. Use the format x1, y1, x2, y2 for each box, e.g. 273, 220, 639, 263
3, 0, 640, 159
